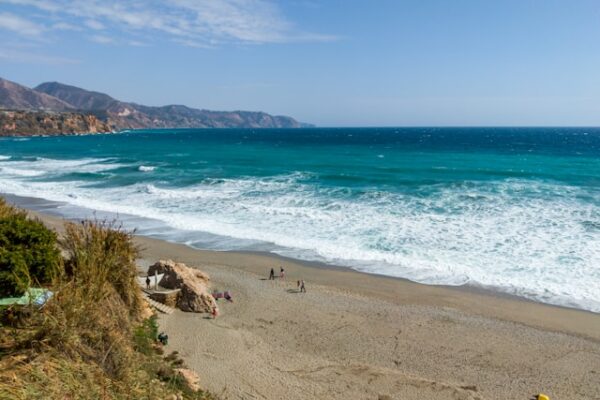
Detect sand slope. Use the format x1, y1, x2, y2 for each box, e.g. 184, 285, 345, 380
149, 256, 600, 400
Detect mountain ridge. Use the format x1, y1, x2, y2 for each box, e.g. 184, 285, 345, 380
0, 78, 74, 112
0, 77, 309, 135
34, 81, 307, 129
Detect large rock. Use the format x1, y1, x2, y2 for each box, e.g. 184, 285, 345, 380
148, 260, 216, 313
175, 368, 202, 392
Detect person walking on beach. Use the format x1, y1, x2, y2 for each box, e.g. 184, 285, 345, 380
145, 276, 151, 290
211, 306, 219, 319
300, 280, 306, 293
280, 267, 285, 280
269, 268, 275, 280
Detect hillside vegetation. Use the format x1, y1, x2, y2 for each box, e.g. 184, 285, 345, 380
0, 198, 218, 400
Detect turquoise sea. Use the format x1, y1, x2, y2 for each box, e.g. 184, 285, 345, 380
1, 128, 599, 312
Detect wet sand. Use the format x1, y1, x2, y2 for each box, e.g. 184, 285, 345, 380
29, 209, 600, 399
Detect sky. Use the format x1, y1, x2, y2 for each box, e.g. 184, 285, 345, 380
0, 0, 600, 126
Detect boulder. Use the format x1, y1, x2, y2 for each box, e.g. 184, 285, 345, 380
148, 260, 216, 313
175, 368, 202, 392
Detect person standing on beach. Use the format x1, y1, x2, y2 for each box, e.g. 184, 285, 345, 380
145, 276, 151, 290
280, 267, 285, 280
269, 268, 275, 280
300, 280, 306, 293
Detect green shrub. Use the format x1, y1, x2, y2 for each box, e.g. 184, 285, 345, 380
133, 316, 159, 355
0, 213, 61, 297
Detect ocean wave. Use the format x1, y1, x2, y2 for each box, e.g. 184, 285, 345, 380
0, 166, 46, 177
0, 156, 125, 177
1, 165, 599, 312
138, 165, 156, 172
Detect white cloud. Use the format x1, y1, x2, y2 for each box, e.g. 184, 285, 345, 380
0, 12, 43, 36
0, 0, 336, 45
84, 19, 105, 30
0, 0, 61, 12
52, 21, 80, 30
90, 34, 114, 44
127, 40, 148, 47
0, 47, 79, 64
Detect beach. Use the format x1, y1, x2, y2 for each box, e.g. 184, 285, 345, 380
32, 209, 600, 400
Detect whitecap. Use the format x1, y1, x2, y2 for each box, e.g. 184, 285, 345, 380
1, 170, 599, 313
138, 165, 156, 172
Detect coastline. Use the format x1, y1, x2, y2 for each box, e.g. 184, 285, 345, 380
4, 192, 598, 320
14, 199, 600, 399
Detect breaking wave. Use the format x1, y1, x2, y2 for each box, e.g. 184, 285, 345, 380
1, 154, 599, 312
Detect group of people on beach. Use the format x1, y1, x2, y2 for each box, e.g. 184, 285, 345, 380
269, 267, 285, 280
269, 267, 306, 293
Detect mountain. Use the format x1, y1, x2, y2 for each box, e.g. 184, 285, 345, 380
0, 78, 74, 112
35, 81, 306, 129
35, 81, 117, 111
0, 76, 308, 135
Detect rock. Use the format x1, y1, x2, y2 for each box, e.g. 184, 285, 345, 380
148, 260, 217, 313
0, 110, 112, 137
175, 368, 202, 392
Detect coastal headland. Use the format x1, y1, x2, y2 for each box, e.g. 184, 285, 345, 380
30, 208, 600, 400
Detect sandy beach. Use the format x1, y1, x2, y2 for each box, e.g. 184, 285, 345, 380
26, 209, 600, 400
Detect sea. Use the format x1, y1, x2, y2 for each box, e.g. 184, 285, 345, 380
1, 127, 599, 312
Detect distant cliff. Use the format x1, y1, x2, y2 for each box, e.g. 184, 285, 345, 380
35, 81, 306, 129
0, 77, 309, 135
0, 110, 112, 136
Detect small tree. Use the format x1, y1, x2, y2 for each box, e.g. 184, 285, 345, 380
0, 212, 61, 297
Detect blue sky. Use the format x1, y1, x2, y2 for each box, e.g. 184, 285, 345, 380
1, 0, 600, 126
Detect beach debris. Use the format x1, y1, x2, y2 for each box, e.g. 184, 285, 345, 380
0, 288, 53, 307
148, 259, 217, 313
531, 395, 550, 400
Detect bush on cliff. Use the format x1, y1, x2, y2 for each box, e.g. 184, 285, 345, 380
0, 213, 218, 400
0, 203, 61, 297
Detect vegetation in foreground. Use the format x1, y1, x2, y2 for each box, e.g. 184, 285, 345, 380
0, 198, 218, 400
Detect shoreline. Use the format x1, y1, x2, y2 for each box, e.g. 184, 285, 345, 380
18, 202, 600, 341
11, 200, 600, 398
2, 192, 598, 320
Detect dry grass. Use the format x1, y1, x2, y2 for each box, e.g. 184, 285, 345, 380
0, 214, 218, 400
0, 198, 22, 219
60, 220, 143, 316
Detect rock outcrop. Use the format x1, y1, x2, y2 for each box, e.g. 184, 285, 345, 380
175, 368, 202, 392
0, 110, 112, 136
148, 259, 216, 313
